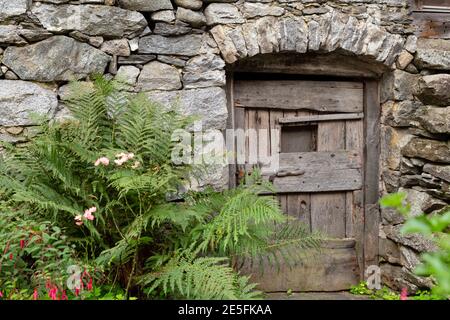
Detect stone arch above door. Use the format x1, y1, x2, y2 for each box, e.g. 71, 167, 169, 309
208, 9, 407, 70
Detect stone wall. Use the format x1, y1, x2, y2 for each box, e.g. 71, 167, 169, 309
0, 0, 449, 292
379, 40, 450, 291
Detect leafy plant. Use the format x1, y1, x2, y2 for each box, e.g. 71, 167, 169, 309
81, 284, 137, 300
0, 205, 82, 299
349, 281, 399, 300
0, 76, 321, 299
410, 289, 444, 300
349, 281, 373, 296
380, 192, 450, 299
139, 251, 260, 300
350, 281, 446, 300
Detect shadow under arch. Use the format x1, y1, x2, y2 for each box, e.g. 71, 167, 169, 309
226, 51, 390, 80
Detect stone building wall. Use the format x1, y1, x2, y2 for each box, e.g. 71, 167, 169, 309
0, 0, 449, 292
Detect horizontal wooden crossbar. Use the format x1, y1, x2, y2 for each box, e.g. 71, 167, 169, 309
278, 113, 364, 124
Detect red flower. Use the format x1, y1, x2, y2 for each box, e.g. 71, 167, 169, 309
87, 278, 93, 291
9, 253, 13, 260
75, 288, 80, 297
400, 287, 408, 300
33, 288, 39, 300
48, 286, 58, 300
20, 239, 25, 250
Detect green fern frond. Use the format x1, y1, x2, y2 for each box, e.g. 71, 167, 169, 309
139, 251, 262, 300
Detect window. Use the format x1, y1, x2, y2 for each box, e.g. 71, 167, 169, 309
280, 125, 317, 153
416, 0, 450, 12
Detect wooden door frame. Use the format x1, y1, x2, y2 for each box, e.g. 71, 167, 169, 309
225, 68, 381, 281
363, 80, 381, 274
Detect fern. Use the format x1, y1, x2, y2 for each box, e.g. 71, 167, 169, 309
186, 172, 323, 269
139, 251, 262, 300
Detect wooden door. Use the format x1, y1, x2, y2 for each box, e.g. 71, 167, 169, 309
231, 78, 370, 292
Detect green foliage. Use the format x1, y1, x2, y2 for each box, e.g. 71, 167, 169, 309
139, 251, 261, 300
380, 192, 450, 298
349, 281, 373, 296
349, 281, 399, 300
379, 192, 411, 215
409, 289, 444, 300
0, 205, 80, 296
350, 281, 446, 300
0, 76, 321, 300
81, 284, 137, 300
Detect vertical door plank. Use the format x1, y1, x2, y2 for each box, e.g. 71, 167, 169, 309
281, 111, 312, 229
269, 109, 283, 213
345, 192, 354, 237
345, 119, 365, 276
317, 120, 345, 151
279, 194, 288, 214
269, 109, 283, 156
234, 107, 246, 185
256, 110, 271, 170
287, 193, 311, 230
246, 109, 256, 171
310, 193, 347, 238
311, 120, 346, 238
352, 189, 364, 278
292, 110, 312, 230
345, 119, 364, 236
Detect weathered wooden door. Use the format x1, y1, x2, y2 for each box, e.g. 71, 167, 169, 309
230, 77, 374, 292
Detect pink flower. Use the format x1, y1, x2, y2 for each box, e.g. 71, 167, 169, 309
400, 288, 408, 300
61, 290, 68, 301
84, 212, 95, 221
75, 215, 83, 226
87, 206, 96, 214
33, 288, 39, 300
83, 207, 96, 221
114, 158, 125, 166
0, 291, 3, 298
114, 152, 135, 166
94, 157, 110, 167
48, 286, 58, 300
